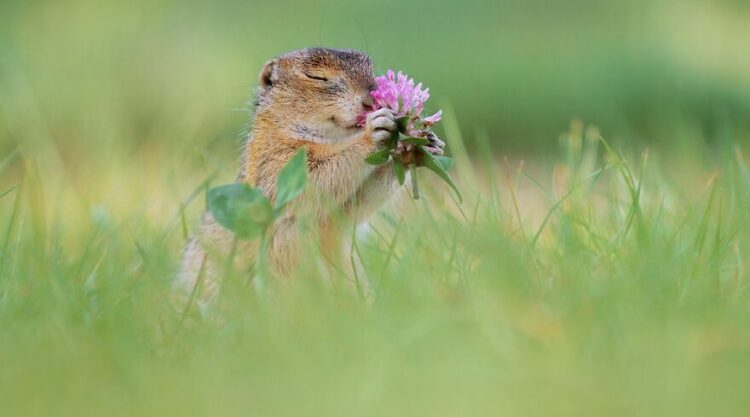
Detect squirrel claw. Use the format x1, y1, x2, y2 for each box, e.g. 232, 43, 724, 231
365, 108, 396, 146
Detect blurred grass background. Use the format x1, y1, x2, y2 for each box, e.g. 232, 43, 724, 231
2, 0, 750, 155
3, 0, 750, 235
2, 1, 750, 416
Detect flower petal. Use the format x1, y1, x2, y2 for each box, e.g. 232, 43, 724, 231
422, 110, 443, 127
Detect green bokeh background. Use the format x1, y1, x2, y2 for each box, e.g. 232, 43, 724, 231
3, 0, 749, 156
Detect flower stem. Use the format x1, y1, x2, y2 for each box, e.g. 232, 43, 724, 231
410, 164, 420, 199
253, 228, 270, 294
223, 236, 239, 284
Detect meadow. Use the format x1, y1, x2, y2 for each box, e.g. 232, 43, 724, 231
2, 0, 750, 416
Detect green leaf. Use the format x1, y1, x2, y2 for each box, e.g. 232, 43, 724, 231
395, 116, 411, 132
276, 148, 308, 209
393, 159, 406, 185
388, 130, 400, 148
432, 155, 454, 171
365, 148, 391, 165
420, 147, 463, 203
233, 200, 273, 239
207, 183, 273, 239
400, 136, 430, 146
243, 195, 273, 225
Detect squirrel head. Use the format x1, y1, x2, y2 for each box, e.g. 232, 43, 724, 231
254, 48, 376, 142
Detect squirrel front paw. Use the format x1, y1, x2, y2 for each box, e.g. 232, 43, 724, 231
364, 108, 396, 147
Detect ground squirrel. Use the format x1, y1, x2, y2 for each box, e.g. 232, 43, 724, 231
176, 47, 444, 301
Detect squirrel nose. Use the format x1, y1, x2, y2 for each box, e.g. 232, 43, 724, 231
362, 94, 374, 109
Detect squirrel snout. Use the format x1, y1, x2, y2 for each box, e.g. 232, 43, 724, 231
361, 94, 374, 110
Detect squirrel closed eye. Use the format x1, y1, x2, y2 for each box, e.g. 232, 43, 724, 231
304, 73, 329, 81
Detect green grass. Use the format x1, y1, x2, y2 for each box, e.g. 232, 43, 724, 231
2, 116, 750, 416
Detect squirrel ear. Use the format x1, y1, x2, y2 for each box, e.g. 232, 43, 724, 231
259, 59, 278, 89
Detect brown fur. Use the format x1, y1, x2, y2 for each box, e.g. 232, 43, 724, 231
176, 48, 402, 302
